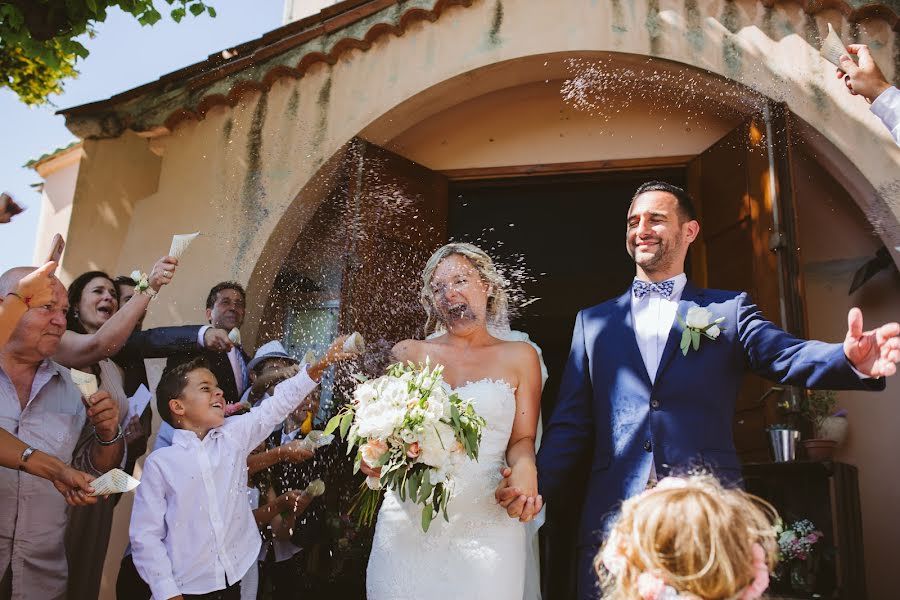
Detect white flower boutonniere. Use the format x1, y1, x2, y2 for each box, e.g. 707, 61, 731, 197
677, 306, 725, 355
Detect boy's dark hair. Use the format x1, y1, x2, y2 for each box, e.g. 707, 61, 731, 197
113, 275, 136, 289
631, 180, 698, 223
206, 281, 246, 310
157, 357, 210, 426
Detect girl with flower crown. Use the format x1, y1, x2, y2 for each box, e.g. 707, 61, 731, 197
596, 475, 777, 600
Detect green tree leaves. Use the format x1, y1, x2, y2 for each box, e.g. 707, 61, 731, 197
1, 1, 217, 105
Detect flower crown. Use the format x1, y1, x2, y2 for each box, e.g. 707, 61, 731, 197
601, 478, 770, 600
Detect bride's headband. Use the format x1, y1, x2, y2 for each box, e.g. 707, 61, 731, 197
600, 478, 770, 600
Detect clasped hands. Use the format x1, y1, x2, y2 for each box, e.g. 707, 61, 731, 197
494, 466, 543, 523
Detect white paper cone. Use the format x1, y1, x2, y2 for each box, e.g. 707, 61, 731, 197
228, 328, 241, 345
304, 479, 326, 497
90, 468, 140, 496
169, 232, 200, 259
343, 332, 366, 354
820, 23, 855, 68
70, 368, 98, 399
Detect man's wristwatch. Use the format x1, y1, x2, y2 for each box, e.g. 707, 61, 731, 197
18, 446, 36, 470
94, 424, 124, 446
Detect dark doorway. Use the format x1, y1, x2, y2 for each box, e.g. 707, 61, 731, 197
449, 168, 686, 599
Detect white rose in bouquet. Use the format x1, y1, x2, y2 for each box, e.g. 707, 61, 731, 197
417, 421, 457, 468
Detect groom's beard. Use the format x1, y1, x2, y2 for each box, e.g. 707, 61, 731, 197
629, 236, 680, 274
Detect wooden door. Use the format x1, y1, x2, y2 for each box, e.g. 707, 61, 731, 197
688, 105, 804, 462
340, 138, 449, 366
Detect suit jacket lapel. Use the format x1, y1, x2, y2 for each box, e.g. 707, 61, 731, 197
616, 290, 653, 388
655, 282, 703, 385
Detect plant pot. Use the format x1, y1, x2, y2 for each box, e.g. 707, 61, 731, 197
819, 416, 849, 446
803, 438, 837, 462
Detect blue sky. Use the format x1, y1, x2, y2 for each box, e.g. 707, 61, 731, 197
1, 1, 284, 273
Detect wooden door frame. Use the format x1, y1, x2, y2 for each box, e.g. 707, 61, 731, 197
440, 155, 695, 181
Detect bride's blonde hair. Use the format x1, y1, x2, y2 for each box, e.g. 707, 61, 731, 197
596, 475, 778, 600
420, 242, 509, 335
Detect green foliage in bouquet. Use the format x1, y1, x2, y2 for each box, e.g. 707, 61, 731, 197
325, 360, 486, 532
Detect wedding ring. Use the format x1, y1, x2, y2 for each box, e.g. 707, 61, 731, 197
164, 271, 172, 277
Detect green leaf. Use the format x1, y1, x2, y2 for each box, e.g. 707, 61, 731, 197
419, 473, 433, 503
323, 413, 342, 436
189, 3, 205, 16
352, 451, 361, 474
339, 410, 353, 440
680, 328, 691, 352
207, 6, 217, 17
691, 330, 701, 351
408, 470, 420, 502
421, 503, 434, 532
170, 7, 186, 21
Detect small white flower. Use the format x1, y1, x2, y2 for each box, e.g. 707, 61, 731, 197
706, 324, 721, 339
685, 306, 712, 329
130, 270, 142, 281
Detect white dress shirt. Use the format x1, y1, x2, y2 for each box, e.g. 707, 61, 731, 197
630, 273, 688, 384
871, 86, 900, 147
129, 367, 318, 599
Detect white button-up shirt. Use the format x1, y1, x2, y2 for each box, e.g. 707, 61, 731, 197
871, 86, 900, 147
630, 273, 688, 384
129, 367, 318, 599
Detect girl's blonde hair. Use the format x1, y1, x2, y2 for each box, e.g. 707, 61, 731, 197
420, 242, 509, 335
596, 475, 778, 600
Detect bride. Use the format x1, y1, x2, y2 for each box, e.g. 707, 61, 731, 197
365, 242, 545, 600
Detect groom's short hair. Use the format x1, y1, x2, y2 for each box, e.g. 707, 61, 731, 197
631, 181, 698, 223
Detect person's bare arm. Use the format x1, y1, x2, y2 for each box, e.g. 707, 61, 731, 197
247, 439, 314, 476
84, 391, 126, 474
502, 343, 543, 522
0, 428, 97, 505
54, 257, 178, 368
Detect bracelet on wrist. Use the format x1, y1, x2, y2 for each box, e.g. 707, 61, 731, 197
18, 446, 36, 471
130, 270, 156, 298
6, 292, 31, 308
94, 424, 124, 446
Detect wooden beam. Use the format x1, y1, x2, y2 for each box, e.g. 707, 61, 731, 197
440, 155, 695, 181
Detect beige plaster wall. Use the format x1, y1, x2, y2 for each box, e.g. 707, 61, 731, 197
385, 78, 739, 170
793, 146, 900, 600
31, 148, 82, 281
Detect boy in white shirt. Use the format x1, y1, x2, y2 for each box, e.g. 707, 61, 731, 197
130, 336, 351, 600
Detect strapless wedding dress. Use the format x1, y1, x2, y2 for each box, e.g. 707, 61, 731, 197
366, 379, 527, 600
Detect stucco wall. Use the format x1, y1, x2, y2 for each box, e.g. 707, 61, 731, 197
793, 145, 900, 599
31, 148, 82, 282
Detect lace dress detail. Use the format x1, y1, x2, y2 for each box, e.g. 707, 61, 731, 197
367, 379, 526, 600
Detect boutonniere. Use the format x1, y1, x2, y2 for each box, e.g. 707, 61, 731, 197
677, 306, 725, 355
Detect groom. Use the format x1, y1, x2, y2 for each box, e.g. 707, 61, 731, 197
498, 181, 899, 599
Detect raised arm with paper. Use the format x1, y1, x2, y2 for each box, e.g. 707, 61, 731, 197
53, 255, 179, 368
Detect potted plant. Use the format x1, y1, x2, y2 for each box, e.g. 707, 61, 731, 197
799, 390, 839, 461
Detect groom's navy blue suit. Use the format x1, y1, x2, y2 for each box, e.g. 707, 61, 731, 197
536, 282, 883, 599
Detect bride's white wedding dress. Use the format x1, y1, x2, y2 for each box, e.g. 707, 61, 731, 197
366, 378, 527, 600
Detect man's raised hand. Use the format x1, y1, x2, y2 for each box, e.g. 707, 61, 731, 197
844, 307, 900, 378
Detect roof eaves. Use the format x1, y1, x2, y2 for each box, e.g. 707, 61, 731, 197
57, 0, 900, 139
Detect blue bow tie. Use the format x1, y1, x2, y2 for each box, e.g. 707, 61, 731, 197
632, 279, 676, 299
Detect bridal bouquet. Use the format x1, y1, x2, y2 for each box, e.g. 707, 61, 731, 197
325, 360, 485, 532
